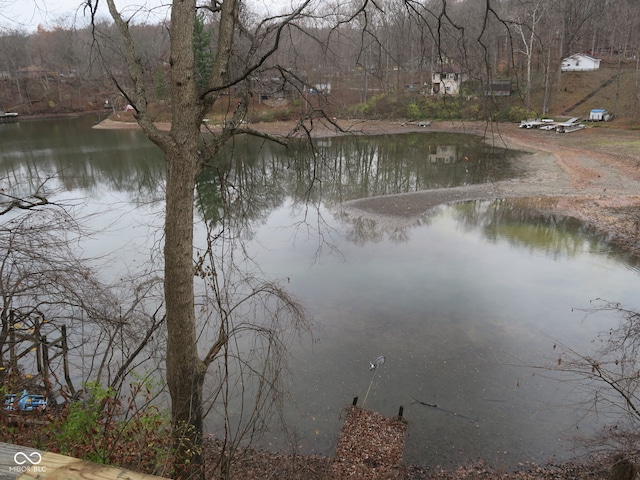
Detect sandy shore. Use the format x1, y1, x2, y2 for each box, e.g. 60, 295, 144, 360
96, 117, 640, 256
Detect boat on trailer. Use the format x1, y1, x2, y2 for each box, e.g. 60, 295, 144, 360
520, 118, 555, 129
555, 117, 585, 133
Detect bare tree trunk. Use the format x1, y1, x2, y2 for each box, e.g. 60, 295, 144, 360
164, 144, 206, 479
162, 1, 209, 478
542, 45, 552, 115
556, 32, 563, 92
634, 54, 639, 122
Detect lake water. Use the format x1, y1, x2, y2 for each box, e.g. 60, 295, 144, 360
1, 116, 638, 469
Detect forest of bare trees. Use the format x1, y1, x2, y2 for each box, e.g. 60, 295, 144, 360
0, 0, 638, 119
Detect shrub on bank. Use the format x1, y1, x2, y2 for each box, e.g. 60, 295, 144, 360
1, 380, 173, 477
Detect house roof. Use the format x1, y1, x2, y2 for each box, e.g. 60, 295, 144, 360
564, 53, 600, 62
433, 64, 463, 74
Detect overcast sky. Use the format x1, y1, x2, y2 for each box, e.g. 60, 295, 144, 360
1, 0, 295, 32
0, 0, 169, 31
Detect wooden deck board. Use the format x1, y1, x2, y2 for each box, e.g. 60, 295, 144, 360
0, 442, 169, 480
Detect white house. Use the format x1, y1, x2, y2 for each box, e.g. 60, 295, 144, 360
561, 53, 601, 72
431, 68, 465, 95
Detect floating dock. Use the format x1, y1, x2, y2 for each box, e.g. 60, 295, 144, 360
0, 112, 18, 123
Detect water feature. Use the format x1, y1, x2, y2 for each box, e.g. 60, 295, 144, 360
1, 116, 638, 469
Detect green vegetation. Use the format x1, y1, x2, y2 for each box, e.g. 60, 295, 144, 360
349, 92, 484, 121
1, 379, 173, 476
194, 13, 214, 91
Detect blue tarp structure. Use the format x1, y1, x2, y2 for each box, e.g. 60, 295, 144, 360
3, 390, 47, 411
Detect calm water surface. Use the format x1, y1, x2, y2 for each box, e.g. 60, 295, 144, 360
1, 117, 638, 468
256, 199, 635, 467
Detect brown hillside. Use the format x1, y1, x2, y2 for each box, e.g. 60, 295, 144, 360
538, 58, 639, 125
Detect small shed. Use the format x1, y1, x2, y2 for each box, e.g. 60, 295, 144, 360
561, 53, 601, 72
589, 109, 612, 121
485, 80, 511, 96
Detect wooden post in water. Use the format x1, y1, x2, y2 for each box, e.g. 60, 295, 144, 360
352, 396, 358, 406
41, 335, 49, 393
62, 325, 75, 397
9, 310, 17, 373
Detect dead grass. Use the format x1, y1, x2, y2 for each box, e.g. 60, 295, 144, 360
532, 58, 639, 122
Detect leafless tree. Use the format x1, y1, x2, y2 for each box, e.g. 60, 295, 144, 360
194, 219, 308, 478
506, 0, 546, 109
550, 299, 640, 462
0, 177, 165, 404
85, 1, 324, 477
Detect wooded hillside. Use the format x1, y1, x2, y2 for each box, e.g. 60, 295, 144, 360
0, 0, 638, 123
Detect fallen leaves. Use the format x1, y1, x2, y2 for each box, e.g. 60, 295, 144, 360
331, 406, 407, 480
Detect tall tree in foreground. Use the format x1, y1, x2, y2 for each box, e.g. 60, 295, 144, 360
89, 0, 313, 477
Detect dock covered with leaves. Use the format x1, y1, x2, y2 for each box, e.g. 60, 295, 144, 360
331, 405, 407, 479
